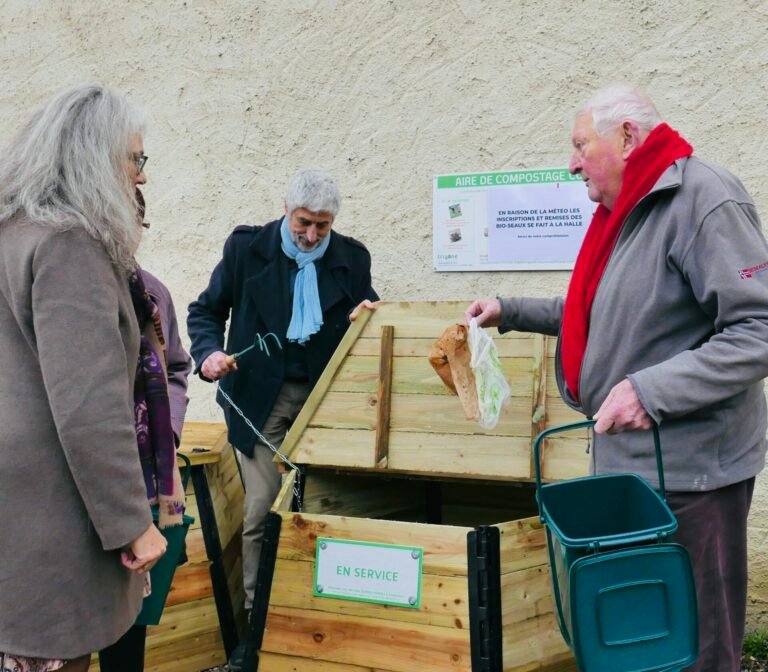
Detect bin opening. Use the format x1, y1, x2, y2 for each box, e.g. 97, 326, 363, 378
299, 468, 539, 526
540, 473, 677, 545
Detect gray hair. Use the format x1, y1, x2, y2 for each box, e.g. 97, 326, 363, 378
285, 169, 340, 217
0, 85, 146, 275
577, 82, 663, 136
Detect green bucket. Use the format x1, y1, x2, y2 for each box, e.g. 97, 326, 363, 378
534, 420, 698, 672
135, 453, 195, 627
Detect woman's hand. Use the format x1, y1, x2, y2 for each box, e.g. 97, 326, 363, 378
121, 523, 168, 574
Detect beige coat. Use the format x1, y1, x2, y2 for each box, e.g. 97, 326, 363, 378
0, 218, 152, 659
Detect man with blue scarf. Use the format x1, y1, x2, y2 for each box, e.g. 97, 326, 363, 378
187, 170, 377, 670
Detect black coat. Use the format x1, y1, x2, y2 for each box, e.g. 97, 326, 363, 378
187, 219, 378, 456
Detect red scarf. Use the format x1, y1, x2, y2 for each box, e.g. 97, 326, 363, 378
560, 123, 693, 402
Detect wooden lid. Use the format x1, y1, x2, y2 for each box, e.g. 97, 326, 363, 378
280, 301, 588, 482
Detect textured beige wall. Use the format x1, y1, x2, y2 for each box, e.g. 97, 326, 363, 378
3, 0, 768, 625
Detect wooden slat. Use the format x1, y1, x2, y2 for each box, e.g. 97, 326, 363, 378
529, 334, 547, 480
331, 355, 533, 397
292, 429, 536, 481
272, 469, 298, 512
389, 395, 531, 436
542, 437, 590, 481
308, 391, 532, 436
259, 652, 393, 672
499, 565, 555, 626
269, 558, 469, 628
375, 325, 395, 468
177, 421, 227, 465
282, 307, 374, 459
165, 561, 213, 607
545, 402, 586, 427
261, 606, 471, 672
495, 517, 548, 574
387, 432, 531, 480
292, 428, 376, 468
275, 512, 471, 577
501, 612, 576, 671
350, 335, 534, 358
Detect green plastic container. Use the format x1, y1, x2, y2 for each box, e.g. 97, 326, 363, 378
135, 453, 195, 627
534, 420, 698, 672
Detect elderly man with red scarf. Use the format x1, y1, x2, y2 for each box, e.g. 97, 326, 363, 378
466, 82, 768, 672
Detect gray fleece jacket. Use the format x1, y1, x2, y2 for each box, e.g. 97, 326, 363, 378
500, 157, 768, 491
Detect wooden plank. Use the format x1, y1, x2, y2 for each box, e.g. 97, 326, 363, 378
501, 612, 576, 671
350, 336, 534, 358
165, 560, 213, 607
499, 566, 555, 626
331, 355, 533, 397
261, 606, 471, 672
269, 558, 469, 628
375, 325, 395, 468
390, 395, 532, 436
259, 652, 393, 672
282, 307, 374, 459
542, 437, 590, 481
387, 432, 531, 480
495, 517, 548, 574
545, 402, 586, 427
529, 334, 547, 481
185, 528, 207, 564
275, 512, 471, 577
272, 469, 298, 512
292, 428, 376, 468
177, 421, 227, 465
145, 596, 221, 648
308, 392, 532, 436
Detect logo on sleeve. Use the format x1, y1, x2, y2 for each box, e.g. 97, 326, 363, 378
739, 261, 768, 279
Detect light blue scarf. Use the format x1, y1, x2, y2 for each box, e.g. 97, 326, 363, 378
280, 216, 332, 344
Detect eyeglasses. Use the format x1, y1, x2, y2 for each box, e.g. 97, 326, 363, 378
132, 153, 148, 174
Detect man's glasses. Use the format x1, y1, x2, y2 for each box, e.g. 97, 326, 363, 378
133, 153, 148, 174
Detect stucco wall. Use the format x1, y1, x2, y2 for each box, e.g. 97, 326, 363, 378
3, 0, 768, 626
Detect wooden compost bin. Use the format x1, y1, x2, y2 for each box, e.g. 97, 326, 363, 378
91, 422, 246, 672
248, 301, 590, 672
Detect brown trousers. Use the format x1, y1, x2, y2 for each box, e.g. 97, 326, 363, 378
667, 477, 755, 672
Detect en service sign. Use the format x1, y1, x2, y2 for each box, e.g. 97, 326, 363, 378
313, 538, 423, 608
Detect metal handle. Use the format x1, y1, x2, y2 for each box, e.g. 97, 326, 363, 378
533, 419, 666, 522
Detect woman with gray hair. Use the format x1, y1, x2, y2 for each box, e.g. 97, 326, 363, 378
0, 85, 168, 672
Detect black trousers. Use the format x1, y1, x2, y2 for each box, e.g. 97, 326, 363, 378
98, 625, 146, 672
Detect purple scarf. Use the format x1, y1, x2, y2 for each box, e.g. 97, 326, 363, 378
129, 270, 184, 527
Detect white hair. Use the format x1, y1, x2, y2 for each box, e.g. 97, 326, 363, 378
0, 85, 146, 275
285, 169, 340, 217
577, 82, 663, 136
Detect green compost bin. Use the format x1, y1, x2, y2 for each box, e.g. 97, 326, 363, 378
135, 453, 195, 627
534, 420, 698, 672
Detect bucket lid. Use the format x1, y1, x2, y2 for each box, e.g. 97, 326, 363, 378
569, 544, 698, 672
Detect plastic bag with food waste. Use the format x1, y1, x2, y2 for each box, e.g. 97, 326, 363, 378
467, 317, 511, 429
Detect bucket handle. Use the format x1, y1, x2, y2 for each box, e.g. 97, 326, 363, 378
533, 419, 666, 522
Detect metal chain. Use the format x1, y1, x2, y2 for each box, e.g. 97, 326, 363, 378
217, 384, 303, 511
